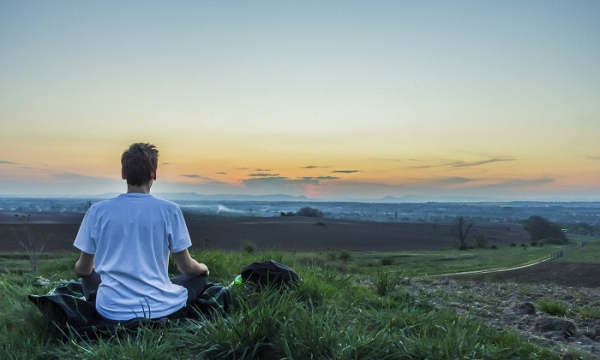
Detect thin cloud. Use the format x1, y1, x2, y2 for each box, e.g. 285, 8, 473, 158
0, 160, 18, 165
312, 175, 555, 200
302, 165, 331, 169
0, 172, 123, 196
215, 172, 228, 175
371, 157, 425, 163
52, 173, 105, 181
390, 176, 475, 188
588, 156, 600, 160
255, 169, 271, 172
332, 170, 361, 174
415, 176, 551, 189
181, 174, 202, 179
243, 176, 318, 188
411, 157, 516, 169
241, 177, 313, 196
248, 173, 280, 177
491, 177, 554, 187
180, 174, 226, 184
301, 176, 340, 181
450, 157, 516, 168
410, 163, 440, 169
425, 177, 474, 186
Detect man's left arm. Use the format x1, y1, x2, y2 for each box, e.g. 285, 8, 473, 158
172, 249, 209, 276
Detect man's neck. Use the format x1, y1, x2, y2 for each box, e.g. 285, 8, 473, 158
127, 181, 152, 194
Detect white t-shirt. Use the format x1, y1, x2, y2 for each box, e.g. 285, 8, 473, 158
74, 193, 192, 321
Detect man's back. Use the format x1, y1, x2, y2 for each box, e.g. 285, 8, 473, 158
74, 193, 191, 320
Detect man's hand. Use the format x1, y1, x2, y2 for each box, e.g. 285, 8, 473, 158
172, 249, 209, 276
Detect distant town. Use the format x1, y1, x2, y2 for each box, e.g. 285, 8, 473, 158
1, 196, 598, 237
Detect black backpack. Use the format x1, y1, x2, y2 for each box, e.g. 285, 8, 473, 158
240, 260, 299, 288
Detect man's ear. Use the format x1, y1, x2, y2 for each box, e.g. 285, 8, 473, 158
151, 171, 157, 181
121, 170, 126, 180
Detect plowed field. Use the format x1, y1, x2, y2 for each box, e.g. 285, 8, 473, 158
0, 212, 528, 253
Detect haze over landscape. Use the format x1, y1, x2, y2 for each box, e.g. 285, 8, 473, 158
1, 1, 599, 201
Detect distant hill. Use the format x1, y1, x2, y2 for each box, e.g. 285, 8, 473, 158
374, 195, 508, 203
153, 193, 311, 202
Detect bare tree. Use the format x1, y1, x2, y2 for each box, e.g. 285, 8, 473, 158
451, 216, 473, 249
11, 214, 51, 271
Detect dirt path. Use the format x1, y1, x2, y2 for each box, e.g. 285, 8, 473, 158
438, 255, 551, 277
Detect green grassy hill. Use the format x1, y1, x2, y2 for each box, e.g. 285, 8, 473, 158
2, 240, 597, 360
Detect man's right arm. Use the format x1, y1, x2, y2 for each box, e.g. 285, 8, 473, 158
172, 249, 209, 276
74, 252, 95, 277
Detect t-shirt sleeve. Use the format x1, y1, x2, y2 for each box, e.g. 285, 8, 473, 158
73, 209, 97, 254
169, 206, 192, 253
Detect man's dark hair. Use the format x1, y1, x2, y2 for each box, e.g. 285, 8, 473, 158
121, 143, 159, 186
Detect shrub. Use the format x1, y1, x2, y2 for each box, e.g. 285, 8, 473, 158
510, 243, 517, 247
490, 245, 498, 250
542, 237, 568, 245
241, 240, 257, 254
380, 257, 394, 266
530, 241, 538, 247
522, 215, 568, 243
297, 207, 323, 218
370, 270, 400, 296
325, 249, 337, 261
474, 234, 487, 248
295, 254, 327, 268
338, 250, 352, 263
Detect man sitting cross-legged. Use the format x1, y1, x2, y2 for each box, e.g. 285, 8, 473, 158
73, 142, 209, 321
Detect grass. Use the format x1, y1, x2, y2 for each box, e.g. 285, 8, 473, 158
1, 240, 596, 360
370, 269, 403, 296
579, 307, 600, 320
536, 299, 569, 316
0, 252, 75, 274
351, 243, 565, 279
555, 235, 600, 264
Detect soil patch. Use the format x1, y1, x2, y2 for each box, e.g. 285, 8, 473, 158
409, 273, 600, 359
188, 216, 528, 252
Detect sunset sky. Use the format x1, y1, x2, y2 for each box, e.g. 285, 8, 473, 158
1, 1, 599, 201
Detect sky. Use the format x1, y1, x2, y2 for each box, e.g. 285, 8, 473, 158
1, 1, 599, 201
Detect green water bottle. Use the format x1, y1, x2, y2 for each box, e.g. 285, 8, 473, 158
229, 274, 243, 287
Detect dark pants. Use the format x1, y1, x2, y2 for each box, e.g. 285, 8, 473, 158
81, 270, 208, 311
